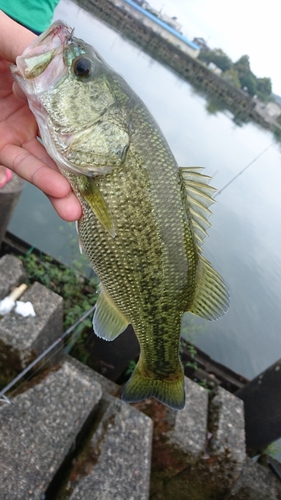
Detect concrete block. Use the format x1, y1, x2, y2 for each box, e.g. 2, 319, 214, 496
208, 386, 246, 472
166, 376, 208, 461
70, 397, 153, 500
0, 281, 63, 370
0, 254, 26, 299
64, 353, 120, 397
229, 456, 281, 499
163, 385, 246, 499
0, 360, 102, 500
0, 173, 25, 246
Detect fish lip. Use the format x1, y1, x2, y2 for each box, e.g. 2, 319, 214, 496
10, 20, 75, 99
24, 19, 72, 59
36, 20, 73, 48
10, 20, 72, 83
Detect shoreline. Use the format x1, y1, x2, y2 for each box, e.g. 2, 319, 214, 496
74, 0, 280, 132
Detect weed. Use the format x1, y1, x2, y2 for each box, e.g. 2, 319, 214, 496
19, 252, 98, 331
125, 360, 137, 377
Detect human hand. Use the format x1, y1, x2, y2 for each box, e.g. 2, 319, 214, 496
0, 11, 82, 221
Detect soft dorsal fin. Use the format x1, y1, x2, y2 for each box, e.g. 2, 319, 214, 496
179, 166, 216, 252
93, 285, 129, 340
179, 167, 230, 319
189, 256, 230, 320
76, 176, 116, 237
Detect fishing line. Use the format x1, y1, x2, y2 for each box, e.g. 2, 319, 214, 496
0, 143, 274, 402
214, 142, 275, 198
0, 304, 96, 404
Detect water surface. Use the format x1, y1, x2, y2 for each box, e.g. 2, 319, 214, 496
9, 0, 281, 380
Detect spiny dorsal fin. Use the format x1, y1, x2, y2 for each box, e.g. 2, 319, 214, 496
76, 176, 116, 237
179, 166, 216, 252
189, 256, 230, 320
93, 285, 129, 340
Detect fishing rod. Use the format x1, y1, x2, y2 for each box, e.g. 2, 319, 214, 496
0, 304, 96, 404
214, 142, 274, 197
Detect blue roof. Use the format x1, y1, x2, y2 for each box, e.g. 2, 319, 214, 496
122, 0, 200, 51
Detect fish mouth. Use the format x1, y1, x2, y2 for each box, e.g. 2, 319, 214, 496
10, 20, 72, 94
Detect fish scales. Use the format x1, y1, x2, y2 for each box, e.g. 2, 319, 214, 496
66, 73, 193, 378
11, 21, 229, 409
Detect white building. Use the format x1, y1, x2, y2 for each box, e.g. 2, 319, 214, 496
113, 0, 200, 59
265, 101, 281, 119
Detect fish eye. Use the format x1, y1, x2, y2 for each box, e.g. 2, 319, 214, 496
72, 56, 93, 78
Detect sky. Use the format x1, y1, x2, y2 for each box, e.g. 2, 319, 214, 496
148, 0, 281, 96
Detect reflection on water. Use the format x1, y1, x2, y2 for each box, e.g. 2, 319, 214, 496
8, 0, 281, 379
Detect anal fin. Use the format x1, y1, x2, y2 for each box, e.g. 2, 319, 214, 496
93, 285, 129, 341
189, 256, 230, 320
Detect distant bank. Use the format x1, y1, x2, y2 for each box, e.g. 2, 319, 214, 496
74, 0, 280, 132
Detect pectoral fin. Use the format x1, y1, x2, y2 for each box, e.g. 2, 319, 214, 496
77, 176, 116, 237
189, 256, 229, 320
93, 285, 129, 340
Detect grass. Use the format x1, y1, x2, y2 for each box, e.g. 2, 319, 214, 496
19, 252, 98, 331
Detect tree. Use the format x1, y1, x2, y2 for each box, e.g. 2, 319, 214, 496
240, 72, 257, 96
256, 77, 272, 101
233, 55, 257, 96
222, 68, 241, 88
199, 48, 232, 72
233, 55, 251, 74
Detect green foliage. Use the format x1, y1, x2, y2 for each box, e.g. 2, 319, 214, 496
222, 67, 241, 89
58, 222, 93, 276
232, 55, 271, 99
233, 54, 251, 74
125, 360, 137, 376
199, 48, 232, 72
66, 329, 91, 365
205, 96, 228, 115
240, 72, 257, 96
180, 340, 198, 370
262, 441, 281, 460
233, 55, 256, 95
181, 313, 206, 343
19, 252, 98, 330
256, 77, 272, 101
187, 343, 197, 358
185, 344, 198, 369
201, 49, 272, 102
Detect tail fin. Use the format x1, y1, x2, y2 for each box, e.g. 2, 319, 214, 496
121, 362, 185, 410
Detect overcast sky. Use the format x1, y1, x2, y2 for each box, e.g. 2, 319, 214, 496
148, 0, 281, 96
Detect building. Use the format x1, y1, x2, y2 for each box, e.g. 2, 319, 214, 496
113, 0, 200, 58
193, 37, 210, 52
159, 13, 182, 33
132, 0, 182, 32
208, 62, 222, 75
255, 99, 281, 123
265, 101, 281, 119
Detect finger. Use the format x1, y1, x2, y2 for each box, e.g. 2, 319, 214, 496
48, 192, 82, 222
0, 160, 82, 221
0, 143, 72, 198
23, 137, 59, 171
0, 11, 36, 62
12, 81, 27, 101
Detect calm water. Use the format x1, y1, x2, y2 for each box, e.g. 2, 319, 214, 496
9, 0, 281, 380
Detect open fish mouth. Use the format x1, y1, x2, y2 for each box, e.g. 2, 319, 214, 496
10, 21, 72, 94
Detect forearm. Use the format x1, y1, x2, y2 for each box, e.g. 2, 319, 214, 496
0, 10, 36, 62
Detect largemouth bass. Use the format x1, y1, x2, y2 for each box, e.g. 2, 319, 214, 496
11, 21, 229, 410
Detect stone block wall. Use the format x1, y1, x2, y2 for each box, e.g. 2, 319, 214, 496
1, 254, 281, 499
